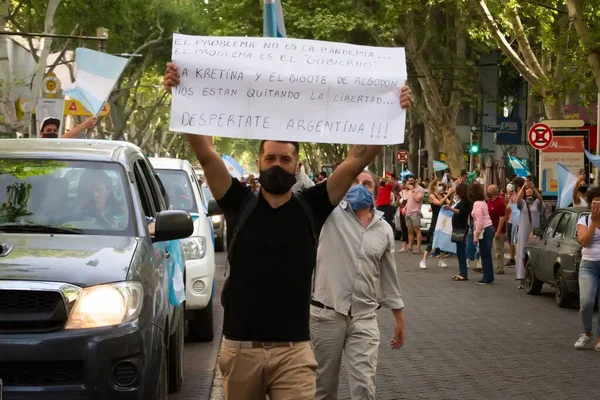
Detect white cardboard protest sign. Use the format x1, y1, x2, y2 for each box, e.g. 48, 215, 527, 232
169, 34, 407, 145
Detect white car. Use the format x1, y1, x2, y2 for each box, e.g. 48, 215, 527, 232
394, 191, 433, 240
150, 157, 216, 341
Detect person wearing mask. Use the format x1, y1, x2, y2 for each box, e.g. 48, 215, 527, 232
376, 175, 396, 228
486, 185, 506, 274
163, 62, 411, 400
420, 178, 453, 269
574, 188, 600, 350
504, 183, 516, 267
507, 177, 525, 267
403, 175, 424, 253
469, 183, 495, 285
311, 171, 404, 400
515, 180, 543, 289
39, 116, 97, 139
446, 183, 471, 281
573, 172, 588, 207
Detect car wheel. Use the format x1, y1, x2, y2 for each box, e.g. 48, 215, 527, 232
155, 341, 168, 400
167, 311, 184, 393
188, 297, 214, 342
555, 266, 574, 308
214, 236, 224, 252
524, 259, 543, 295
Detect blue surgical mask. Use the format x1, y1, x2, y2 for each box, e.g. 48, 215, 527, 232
344, 184, 374, 210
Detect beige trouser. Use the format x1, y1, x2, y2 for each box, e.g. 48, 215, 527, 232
493, 233, 505, 269
309, 305, 380, 400
219, 338, 317, 400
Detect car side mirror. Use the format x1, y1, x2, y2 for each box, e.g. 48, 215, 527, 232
207, 199, 221, 216
532, 228, 544, 237
153, 210, 193, 242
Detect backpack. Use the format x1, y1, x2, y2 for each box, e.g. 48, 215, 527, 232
220, 191, 318, 307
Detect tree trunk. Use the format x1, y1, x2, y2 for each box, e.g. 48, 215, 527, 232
0, 1, 19, 131
566, 0, 600, 94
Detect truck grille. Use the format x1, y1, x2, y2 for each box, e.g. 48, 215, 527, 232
0, 361, 83, 386
0, 290, 67, 333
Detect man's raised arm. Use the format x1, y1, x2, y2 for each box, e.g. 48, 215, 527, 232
326, 86, 412, 206
163, 62, 232, 199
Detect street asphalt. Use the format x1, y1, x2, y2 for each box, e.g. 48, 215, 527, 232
173, 245, 600, 400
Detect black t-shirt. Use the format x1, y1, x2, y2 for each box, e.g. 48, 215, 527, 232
217, 177, 335, 341
452, 199, 472, 230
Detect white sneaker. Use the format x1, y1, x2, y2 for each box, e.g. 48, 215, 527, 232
419, 260, 427, 270
574, 334, 593, 349
466, 260, 471, 269
438, 260, 448, 268
477, 260, 482, 270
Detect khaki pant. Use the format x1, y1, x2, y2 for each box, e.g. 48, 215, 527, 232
309, 305, 380, 400
493, 233, 505, 270
219, 338, 317, 400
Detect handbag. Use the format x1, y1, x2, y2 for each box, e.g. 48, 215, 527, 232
451, 228, 467, 243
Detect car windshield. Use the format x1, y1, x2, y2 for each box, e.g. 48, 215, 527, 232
0, 159, 134, 235
156, 169, 198, 213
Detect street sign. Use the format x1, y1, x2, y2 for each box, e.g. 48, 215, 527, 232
484, 124, 500, 133
470, 125, 479, 133
528, 123, 553, 150
396, 150, 409, 164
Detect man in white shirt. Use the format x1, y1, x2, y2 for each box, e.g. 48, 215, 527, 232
310, 171, 405, 400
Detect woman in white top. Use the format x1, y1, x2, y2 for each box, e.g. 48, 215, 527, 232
574, 187, 600, 350
573, 172, 588, 207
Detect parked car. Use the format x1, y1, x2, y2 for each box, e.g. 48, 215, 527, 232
201, 183, 226, 252
0, 139, 193, 399
150, 157, 216, 341
394, 191, 432, 240
524, 207, 588, 308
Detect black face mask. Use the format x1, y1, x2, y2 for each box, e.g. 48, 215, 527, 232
42, 133, 58, 138
258, 165, 297, 195
579, 185, 588, 194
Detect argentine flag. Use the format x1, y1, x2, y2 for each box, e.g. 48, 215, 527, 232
584, 149, 600, 170
64, 48, 128, 117
509, 155, 531, 178
433, 160, 448, 172
431, 208, 456, 254
400, 169, 413, 179
557, 163, 576, 209
263, 0, 286, 38
222, 155, 244, 180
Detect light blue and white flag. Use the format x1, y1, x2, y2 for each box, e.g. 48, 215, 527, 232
263, 0, 286, 38
557, 163, 576, 209
64, 48, 128, 117
433, 160, 448, 172
509, 155, 531, 178
584, 149, 600, 170
222, 155, 244, 180
431, 208, 456, 254
400, 169, 413, 179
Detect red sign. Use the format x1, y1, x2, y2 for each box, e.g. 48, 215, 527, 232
396, 150, 409, 164
528, 123, 553, 150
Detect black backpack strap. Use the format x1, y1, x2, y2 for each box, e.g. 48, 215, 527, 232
226, 191, 258, 271
292, 192, 318, 247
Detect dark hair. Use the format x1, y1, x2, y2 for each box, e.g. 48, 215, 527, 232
259, 140, 300, 155
405, 175, 415, 180
460, 169, 468, 177
455, 183, 468, 199
319, 171, 328, 178
512, 176, 525, 189
467, 182, 486, 202
586, 187, 600, 206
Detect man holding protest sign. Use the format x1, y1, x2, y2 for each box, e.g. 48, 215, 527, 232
164, 53, 411, 399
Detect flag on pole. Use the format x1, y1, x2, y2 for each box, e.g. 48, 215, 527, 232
508, 155, 531, 178
584, 149, 600, 170
433, 160, 448, 172
263, 0, 286, 38
222, 155, 244, 180
557, 163, 576, 209
431, 208, 457, 254
64, 48, 128, 117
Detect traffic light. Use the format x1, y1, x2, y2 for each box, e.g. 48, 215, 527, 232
470, 131, 480, 154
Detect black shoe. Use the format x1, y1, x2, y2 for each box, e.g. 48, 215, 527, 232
476, 280, 493, 285
504, 259, 516, 266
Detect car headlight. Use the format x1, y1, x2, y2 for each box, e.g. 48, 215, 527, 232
65, 282, 143, 330
210, 215, 220, 224
180, 237, 207, 260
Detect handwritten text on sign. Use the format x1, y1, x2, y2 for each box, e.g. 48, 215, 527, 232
169, 34, 407, 145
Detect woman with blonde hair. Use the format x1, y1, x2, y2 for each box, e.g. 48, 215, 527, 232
420, 177, 453, 269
